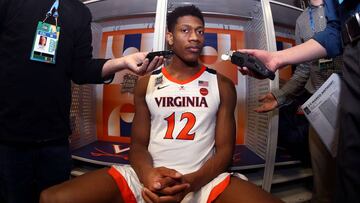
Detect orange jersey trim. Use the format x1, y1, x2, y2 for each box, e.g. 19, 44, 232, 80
206, 175, 231, 203
108, 167, 137, 203
162, 65, 206, 85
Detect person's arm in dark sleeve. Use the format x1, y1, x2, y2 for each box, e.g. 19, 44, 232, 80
272, 16, 310, 107
0, 0, 9, 31
69, 7, 108, 84
313, 0, 342, 57
70, 7, 164, 85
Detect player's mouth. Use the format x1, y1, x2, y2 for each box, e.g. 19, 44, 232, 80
186, 46, 201, 53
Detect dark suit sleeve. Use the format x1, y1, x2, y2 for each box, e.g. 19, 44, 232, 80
0, 0, 9, 30
70, 6, 112, 84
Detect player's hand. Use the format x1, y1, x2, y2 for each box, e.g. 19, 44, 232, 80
142, 185, 190, 203
237, 49, 279, 79
254, 92, 278, 113
123, 52, 164, 75
143, 167, 184, 192
141, 167, 190, 203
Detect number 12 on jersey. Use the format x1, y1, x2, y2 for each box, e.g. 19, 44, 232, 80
163, 112, 196, 140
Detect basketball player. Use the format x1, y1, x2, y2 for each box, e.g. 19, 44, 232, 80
40, 5, 283, 203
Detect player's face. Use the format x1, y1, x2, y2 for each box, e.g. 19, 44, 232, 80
168, 15, 204, 63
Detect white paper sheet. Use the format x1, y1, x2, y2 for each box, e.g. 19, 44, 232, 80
301, 73, 341, 157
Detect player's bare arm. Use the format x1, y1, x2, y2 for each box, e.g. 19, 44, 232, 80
183, 73, 237, 192
129, 75, 153, 185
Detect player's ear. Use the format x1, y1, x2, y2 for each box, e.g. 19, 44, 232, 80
166, 31, 174, 46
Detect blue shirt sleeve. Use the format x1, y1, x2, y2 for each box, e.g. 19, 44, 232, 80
312, 0, 342, 57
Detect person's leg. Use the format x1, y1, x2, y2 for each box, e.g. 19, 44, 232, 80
336, 41, 360, 202
213, 177, 283, 203
0, 144, 37, 203
35, 142, 72, 200
40, 168, 123, 203
308, 126, 336, 203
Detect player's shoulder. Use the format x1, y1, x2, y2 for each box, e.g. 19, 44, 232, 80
215, 71, 236, 101
203, 66, 234, 89
204, 67, 217, 75
216, 71, 234, 87
137, 74, 151, 86
146, 67, 164, 86
149, 68, 163, 77
135, 74, 151, 96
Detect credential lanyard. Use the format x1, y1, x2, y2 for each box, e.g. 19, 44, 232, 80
30, 0, 60, 64
308, 7, 315, 33
43, 0, 59, 26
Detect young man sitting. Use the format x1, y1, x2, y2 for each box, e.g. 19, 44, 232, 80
40, 5, 283, 203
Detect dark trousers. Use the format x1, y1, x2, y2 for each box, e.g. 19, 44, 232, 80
0, 142, 72, 203
309, 126, 336, 203
336, 40, 360, 202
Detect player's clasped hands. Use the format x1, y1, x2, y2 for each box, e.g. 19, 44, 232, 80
142, 167, 190, 203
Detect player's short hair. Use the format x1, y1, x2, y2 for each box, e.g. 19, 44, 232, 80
167, 5, 204, 32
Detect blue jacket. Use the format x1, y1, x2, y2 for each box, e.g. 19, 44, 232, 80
313, 0, 360, 57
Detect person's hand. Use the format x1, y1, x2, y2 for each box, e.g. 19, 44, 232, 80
142, 167, 185, 192
236, 49, 279, 79
102, 52, 165, 78
123, 52, 164, 76
142, 184, 190, 203
254, 92, 278, 113
141, 167, 190, 203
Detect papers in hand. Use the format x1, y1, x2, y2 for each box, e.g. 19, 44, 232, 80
301, 73, 341, 157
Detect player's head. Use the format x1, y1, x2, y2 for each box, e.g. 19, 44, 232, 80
167, 5, 204, 33
166, 5, 205, 64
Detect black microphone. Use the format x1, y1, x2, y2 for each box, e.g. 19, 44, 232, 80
221, 51, 275, 80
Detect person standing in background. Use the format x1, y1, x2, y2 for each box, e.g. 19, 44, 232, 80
256, 0, 342, 202
238, 0, 359, 202
0, 0, 163, 202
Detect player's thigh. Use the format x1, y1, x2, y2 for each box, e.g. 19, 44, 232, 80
40, 168, 123, 203
214, 177, 283, 203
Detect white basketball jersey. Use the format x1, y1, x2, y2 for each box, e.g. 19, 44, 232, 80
146, 65, 220, 174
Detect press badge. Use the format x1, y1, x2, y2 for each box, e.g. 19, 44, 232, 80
30, 21, 60, 64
